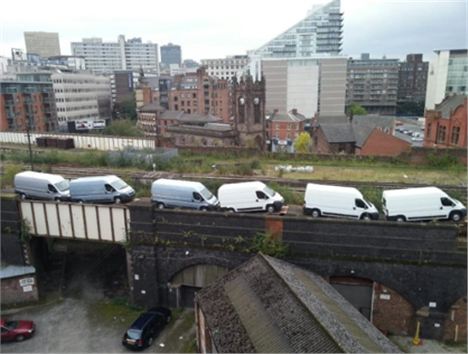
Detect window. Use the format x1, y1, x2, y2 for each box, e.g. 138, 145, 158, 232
427, 123, 431, 137
105, 184, 115, 192
48, 184, 57, 193
436, 126, 447, 144
451, 126, 460, 145
256, 191, 268, 200
355, 199, 367, 209
193, 192, 202, 201
441, 197, 455, 207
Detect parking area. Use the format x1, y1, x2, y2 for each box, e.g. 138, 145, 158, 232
1, 242, 196, 353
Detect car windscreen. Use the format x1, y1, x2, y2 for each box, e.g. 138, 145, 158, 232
199, 188, 214, 201
55, 180, 70, 192
112, 179, 128, 190
263, 186, 276, 197
127, 329, 142, 339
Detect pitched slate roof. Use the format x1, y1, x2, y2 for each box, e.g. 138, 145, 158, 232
196, 253, 401, 353
268, 110, 307, 122
139, 103, 166, 113
320, 123, 356, 143
433, 95, 467, 118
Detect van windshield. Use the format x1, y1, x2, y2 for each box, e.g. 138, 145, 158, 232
200, 188, 214, 201
55, 180, 70, 192
263, 186, 276, 197
112, 179, 128, 190
364, 198, 373, 207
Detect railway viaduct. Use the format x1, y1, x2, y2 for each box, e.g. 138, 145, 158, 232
1, 196, 466, 341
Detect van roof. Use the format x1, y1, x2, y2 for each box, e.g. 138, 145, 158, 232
70, 175, 121, 184
15, 171, 65, 184
218, 181, 266, 192
306, 183, 362, 196
152, 178, 205, 191
383, 187, 444, 198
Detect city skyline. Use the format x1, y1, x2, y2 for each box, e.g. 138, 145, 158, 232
0, 0, 466, 62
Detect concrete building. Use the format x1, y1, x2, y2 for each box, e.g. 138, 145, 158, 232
425, 49, 468, 110
110, 71, 138, 105
249, 0, 342, 58
201, 55, 249, 80
346, 53, 400, 115
424, 95, 467, 148
259, 57, 347, 118
24, 31, 61, 58
160, 43, 182, 67
182, 59, 199, 69
195, 253, 400, 353
398, 54, 428, 104
0, 79, 57, 132
0, 56, 8, 75
47, 56, 86, 71
71, 35, 159, 74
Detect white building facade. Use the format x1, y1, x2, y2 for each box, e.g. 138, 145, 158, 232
201, 55, 250, 80
425, 49, 468, 110
71, 35, 159, 74
51, 72, 111, 126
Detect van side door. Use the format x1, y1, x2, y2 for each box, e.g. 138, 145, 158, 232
440, 197, 456, 218
256, 191, 269, 211
47, 184, 58, 200
191, 192, 204, 210
104, 183, 117, 203
354, 199, 368, 219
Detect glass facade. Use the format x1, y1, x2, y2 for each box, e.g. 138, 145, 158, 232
446, 51, 468, 96
251, 0, 342, 58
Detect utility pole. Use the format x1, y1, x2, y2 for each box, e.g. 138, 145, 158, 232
26, 117, 34, 171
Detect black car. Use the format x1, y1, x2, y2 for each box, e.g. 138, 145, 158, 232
122, 307, 171, 350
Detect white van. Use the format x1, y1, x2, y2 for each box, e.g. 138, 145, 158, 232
382, 187, 466, 222
304, 183, 379, 220
14, 171, 70, 201
217, 181, 284, 213
151, 179, 219, 211
69, 175, 135, 204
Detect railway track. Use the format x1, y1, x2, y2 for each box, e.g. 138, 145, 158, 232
44, 165, 467, 194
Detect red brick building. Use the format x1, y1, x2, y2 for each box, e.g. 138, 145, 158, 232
424, 95, 467, 148
356, 128, 411, 156
266, 109, 307, 141
168, 67, 231, 123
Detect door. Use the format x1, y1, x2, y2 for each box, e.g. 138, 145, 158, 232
440, 197, 455, 219
104, 183, 116, 203
1, 326, 14, 341
47, 184, 58, 200
191, 192, 204, 210
256, 191, 269, 211
353, 199, 368, 219
331, 279, 373, 320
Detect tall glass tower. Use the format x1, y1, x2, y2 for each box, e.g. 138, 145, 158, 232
250, 0, 342, 58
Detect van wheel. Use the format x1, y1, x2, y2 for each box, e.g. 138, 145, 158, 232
396, 215, 406, 222
450, 211, 462, 222
311, 209, 321, 218
54, 197, 61, 202
148, 337, 153, 347
266, 205, 276, 213
156, 203, 165, 209
361, 213, 371, 221
78, 200, 84, 204
20, 193, 27, 200
200, 206, 208, 211
227, 208, 235, 213
114, 197, 122, 204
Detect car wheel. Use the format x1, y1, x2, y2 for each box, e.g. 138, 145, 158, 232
396, 215, 406, 222
16, 335, 25, 342
361, 213, 371, 221
450, 212, 462, 222
114, 197, 122, 204
311, 209, 321, 218
266, 205, 275, 213
156, 202, 165, 209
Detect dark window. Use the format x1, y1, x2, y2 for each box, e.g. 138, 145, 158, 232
174, 96, 178, 102
192, 93, 196, 98
451, 126, 460, 145
105, 184, 115, 192
441, 197, 455, 207
427, 123, 431, 137
193, 192, 202, 201
254, 103, 261, 124
355, 199, 367, 209
48, 184, 57, 193
436, 126, 447, 144
256, 191, 268, 199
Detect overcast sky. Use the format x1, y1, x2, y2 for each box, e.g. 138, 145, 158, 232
0, 0, 466, 62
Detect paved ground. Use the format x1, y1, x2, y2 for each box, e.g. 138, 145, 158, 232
1, 244, 196, 353
390, 335, 467, 353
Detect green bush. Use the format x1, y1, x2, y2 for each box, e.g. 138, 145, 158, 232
426, 152, 460, 169
360, 186, 383, 211
1, 164, 24, 188
267, 182, 303, 205
250, 232, 288, 257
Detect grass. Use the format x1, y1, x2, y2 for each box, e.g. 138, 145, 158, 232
87, 297, 143, 326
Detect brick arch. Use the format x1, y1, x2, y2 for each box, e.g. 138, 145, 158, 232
168, 263, 229, 288
443, 297, 467, 343
328, 275, 415, 336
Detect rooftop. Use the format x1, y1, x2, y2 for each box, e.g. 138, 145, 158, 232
196, 253, 400, 353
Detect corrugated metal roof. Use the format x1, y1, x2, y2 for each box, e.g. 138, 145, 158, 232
0, 265, 36, 279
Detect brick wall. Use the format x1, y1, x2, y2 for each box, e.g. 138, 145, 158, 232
359, 129, 411, 157
372, 283, 414, 336
1, 274, 39, 305
443, 297, 467, 343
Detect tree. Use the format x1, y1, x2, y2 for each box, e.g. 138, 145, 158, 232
103, 119, 143, 137
294, 132, 312, 153
113, 96, 137, 120
348, 103, 368, 116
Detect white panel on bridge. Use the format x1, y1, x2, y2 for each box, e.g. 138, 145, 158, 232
19, 200, 129, 243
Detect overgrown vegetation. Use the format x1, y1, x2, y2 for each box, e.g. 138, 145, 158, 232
102, 119, 143, 137
88, 297, 143, 325
267, 182, 303, 205
0, 163, 23, 188
250, 232, 288, 257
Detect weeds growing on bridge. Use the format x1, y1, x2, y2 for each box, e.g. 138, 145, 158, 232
250, 232, 289, 258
